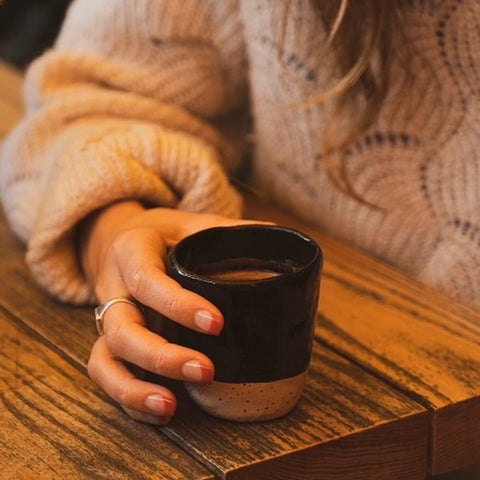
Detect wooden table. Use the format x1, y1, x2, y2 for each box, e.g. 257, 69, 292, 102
2, 59, 480, 479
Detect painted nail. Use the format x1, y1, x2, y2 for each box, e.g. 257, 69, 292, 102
144, 395, 175, 416
194, 310, 223, 335
181, 360, 214, 382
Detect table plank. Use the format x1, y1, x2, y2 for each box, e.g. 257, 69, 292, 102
0, 209, 429, 479
0, 213, 93, 368
0, 311, 214, 480
162, 345, 427, 480
243, 194, 480, 475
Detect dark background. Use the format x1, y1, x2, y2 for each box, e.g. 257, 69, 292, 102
0, 0, 71, 69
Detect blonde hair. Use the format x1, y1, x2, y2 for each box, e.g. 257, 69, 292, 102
307, 0, 403, 200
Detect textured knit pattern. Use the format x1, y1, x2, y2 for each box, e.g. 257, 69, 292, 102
1, 0, 480, 309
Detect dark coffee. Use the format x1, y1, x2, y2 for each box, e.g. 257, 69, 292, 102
206, 268, 281, 281
197, 258, 289, 282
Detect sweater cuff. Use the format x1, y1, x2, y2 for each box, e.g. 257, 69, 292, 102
24, 123, 242, 305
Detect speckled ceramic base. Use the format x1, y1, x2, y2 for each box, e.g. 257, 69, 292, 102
184, 371, 307, 422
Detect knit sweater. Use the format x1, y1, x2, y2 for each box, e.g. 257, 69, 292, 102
1, 0, 480, 309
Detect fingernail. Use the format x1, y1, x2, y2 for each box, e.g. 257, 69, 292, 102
194, 310, 223, 335
144, 395, 175, 416
182, 360, 214, 382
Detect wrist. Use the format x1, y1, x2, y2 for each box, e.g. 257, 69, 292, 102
78, 200, 146, 284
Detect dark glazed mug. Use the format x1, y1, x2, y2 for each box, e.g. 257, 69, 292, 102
165, 224, 323, 421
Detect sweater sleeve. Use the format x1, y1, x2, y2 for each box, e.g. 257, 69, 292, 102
0, 0, 247, 305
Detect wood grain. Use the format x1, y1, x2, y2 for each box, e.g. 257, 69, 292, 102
0, 215, 94, 368
0, 311, 214, 480
243, 194, 480, 475
0, 210, 428, 480
162, 345, 428, 480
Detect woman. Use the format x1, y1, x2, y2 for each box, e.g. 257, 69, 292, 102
1, 0, 478, 424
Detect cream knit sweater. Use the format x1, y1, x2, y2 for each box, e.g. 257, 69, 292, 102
1, 0, 480, 309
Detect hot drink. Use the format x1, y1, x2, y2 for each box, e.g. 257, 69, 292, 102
159, 225, 323, 422
197, 258, 291, 282
202, 268, 280, 281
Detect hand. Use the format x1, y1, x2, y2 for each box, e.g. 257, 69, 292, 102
80, 200, 261, 424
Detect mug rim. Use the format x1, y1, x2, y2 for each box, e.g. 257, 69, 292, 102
168, 224, 323, 287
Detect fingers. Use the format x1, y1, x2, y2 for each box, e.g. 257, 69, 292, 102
110, 228, 224, 335
88, 289, 214, 425
88, 336, 176, 425
86, 208, 272, 424
135, 208, 273, 246
100, 302, 214, 382
121, 407, 171, 426
90, 224, 219, 424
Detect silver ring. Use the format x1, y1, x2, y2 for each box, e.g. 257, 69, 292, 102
94, 296, 144, 335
